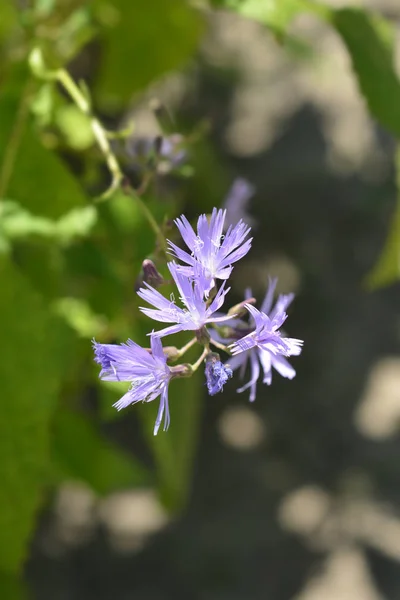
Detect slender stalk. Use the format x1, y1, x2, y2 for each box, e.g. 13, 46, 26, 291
190, 347, 209, 372
176, 337, 197, 359
209, 337, 230, 354
57, 70, 123, 198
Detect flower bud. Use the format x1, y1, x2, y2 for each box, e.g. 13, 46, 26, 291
227, 297, 256, 318
170, 363, 193, 378
135, 259, 164, 291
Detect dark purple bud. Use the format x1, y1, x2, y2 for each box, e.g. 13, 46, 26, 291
135, 259, 164, 291
142, 259, 164, 287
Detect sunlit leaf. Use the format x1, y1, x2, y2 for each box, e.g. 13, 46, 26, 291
53, 297, 108, 338
95, 0, 203, 104
330, 8, 400, 136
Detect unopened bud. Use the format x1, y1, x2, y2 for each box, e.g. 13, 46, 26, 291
227, 297, 256, 318
162, 346, 180, 361
170, 363, 193, 378
135, 259, 164, 291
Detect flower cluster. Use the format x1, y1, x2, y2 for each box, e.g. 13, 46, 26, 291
93, 207, 303, 434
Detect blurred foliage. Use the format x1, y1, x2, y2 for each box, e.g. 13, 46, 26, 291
0, 258, 75, 572
53, 409, 151, 494
1, 0, 400, 591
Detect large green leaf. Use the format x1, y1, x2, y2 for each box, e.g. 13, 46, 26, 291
0, 258, 75, 572
330, 8, 400, 136
0, 572, 26, 600
53, 409, 150, 494
95, 0, 203, 104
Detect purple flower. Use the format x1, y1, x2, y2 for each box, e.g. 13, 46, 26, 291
223, 178, 256, 231
93, 335, 172, 435
137, 262, 233, 338
168, 208, 252, 294
227, 278, 303, 402
205, 354, 233, 396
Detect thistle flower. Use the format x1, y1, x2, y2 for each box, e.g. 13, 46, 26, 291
226, 279, 303, 401
93, 335, 172, 435
205, 354, 233, 396
137, 262, 233, 338
168, 208, 252, 294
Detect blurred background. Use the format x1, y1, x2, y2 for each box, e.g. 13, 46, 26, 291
2, 0, 400, 598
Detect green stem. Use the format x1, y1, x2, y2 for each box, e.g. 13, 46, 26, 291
29, 48, 167, 251
190, 347, 209, 372
209, 337, 230, 354
176, 337, 197, 359
56, 70, 123, 198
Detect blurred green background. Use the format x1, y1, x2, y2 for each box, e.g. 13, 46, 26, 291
2, 0, 400, 598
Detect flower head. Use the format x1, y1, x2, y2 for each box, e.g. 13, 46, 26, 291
168, 208, 252, 294
226, 278, 303, 401
205, 354, 233, 396
93, 335, 172, 435
137, 261, 233, 338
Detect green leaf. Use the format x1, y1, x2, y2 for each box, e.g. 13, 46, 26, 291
0, 82, 88, 218
53, 297, 107, 338
53, 409, 150, 494
366, 147, 400, 288
55, 205, 98, 243
95, 0, 203, 104
0, 0, 18, 43
55, 104, 94, 151
227, 0, 307, 31
0, 258, 75, 572
0, 200, 54, 239
0, 572, 27, 600
330, 8, 400, 136
0, 200, 97, 244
